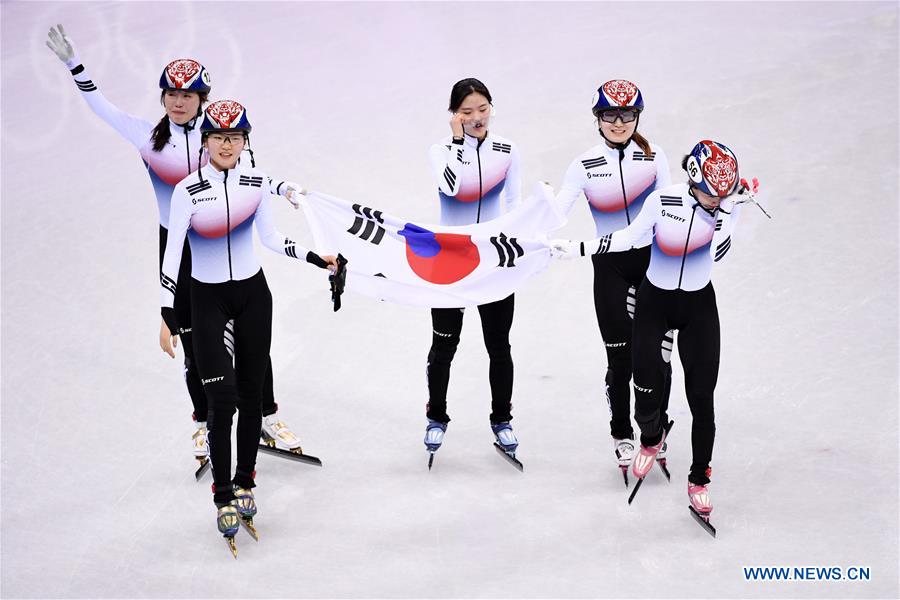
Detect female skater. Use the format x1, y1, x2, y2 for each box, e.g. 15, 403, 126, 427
46, 25, 305, 463
552, 140, 755, 527
424, 78, 522, 463
553, 80, 674, 484
160, 99, 337, 551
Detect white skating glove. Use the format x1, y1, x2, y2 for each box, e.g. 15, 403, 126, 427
549, 238, 579, 260
46, 24, 79, 69
283, 182, 307, 210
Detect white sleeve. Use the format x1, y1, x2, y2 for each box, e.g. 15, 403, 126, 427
429, 141, 464, 196
501, 144, 522, 212
711, 201, 742, 263
554, 158, 586, 217
160, 187, 192, 308
68, 63, 153, 149
581, 192, 660, 255
266, 175, 295, 197
653, 146, 672, 190
253, 191, 312, 260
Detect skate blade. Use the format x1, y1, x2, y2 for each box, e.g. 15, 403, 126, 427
619, 465, 629, 488
194, 458, 211, 481
257, 443, 323, 467
239, 517, 259, 542
224, 535, 238, 558
688, 506, 716, 538
657, 458, 671, 481
427, 451, 435, 471
627, 476, 644, 504
493, 443, 524, 472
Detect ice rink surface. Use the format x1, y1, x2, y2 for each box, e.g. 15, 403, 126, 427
2, 1, 898, 598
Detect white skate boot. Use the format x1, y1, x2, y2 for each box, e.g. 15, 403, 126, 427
613, 436, 635, 487
261, 414, 303, 452
424, 420, 447, 470
192, 421, 208, 459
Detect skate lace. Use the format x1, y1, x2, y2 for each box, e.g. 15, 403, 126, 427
192, 429, 207, 448
233, 489, 257, 517
271, 421, 298, 442
217, 506, 239, 531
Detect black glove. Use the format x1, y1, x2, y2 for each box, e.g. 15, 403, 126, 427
161, 307, 181, 335
305, 251, 328, 269
329, 254, 348, 312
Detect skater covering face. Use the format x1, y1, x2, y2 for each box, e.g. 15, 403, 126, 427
448, 78, 494, 140
690, 185, 724, 211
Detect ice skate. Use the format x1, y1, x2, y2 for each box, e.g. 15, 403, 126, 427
257, 416, 323, 467
655, 440, 671, 481
688, 482, 716, 538
233, 487, 259, 541
632, 426, 670, 481
492, 422, 523, 471
216, 504, 240, 558
627, 420, 674, 505
613, 436, 635, 487
424, 420, 447, 470
192, 422, 211, 481
260, 414, 303, 453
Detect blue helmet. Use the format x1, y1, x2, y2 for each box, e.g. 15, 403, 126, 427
684, 140, 740, 198
200, 100, 252, 133
159, 59, 211, 94
591, 79, 644, 115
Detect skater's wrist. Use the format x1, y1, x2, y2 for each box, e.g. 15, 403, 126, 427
160, 307, 181, 334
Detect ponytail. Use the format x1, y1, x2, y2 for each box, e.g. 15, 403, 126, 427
632, 131, 652, 156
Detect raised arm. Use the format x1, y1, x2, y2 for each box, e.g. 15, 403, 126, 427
47, 25, 152, 148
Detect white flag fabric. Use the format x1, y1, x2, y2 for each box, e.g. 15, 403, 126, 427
302, 182, 566, 308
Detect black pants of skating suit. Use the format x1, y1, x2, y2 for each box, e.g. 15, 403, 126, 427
592, 247, 671, 440
426, 294, 515, 424
632, 280, 719, 486
159, 226, 279, 422
191, 270, 273, 506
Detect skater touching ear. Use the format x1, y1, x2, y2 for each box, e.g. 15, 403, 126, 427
423, 78, 523, 470
46, 24, 307, 465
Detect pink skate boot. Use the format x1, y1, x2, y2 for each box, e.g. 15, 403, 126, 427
631, 425, 671, 481
688, 482, 712, 516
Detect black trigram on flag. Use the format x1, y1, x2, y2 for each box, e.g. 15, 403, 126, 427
347, 204, 386, 245
490, 233, 524, 267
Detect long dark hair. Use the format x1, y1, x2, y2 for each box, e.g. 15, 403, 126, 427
448, 78, 492, 112
150, 90, 208, 152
